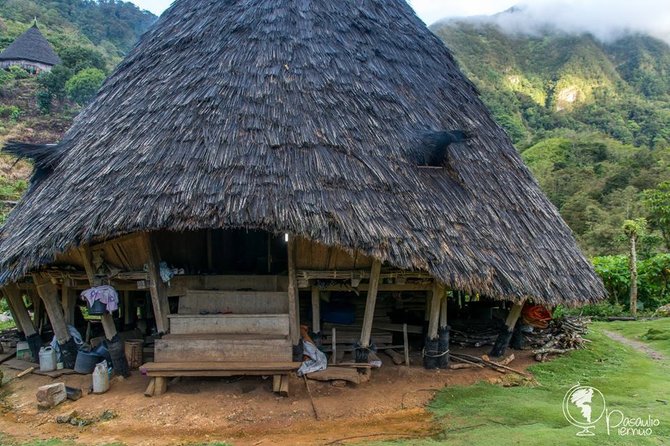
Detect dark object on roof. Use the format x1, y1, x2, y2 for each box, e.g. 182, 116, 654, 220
0, 0, 606, 305
3, 142, 62, 187
0, 23, 61, 67
419, 130, 470, 166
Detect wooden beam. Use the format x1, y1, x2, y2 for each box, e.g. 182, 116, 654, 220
30, 290, 42, 331
427, 282, 445, 339
79, 244, 118, 340
3, 288, 24, 333
359, 259, 382, 348
61, 282, 77, 326
141, 233, 170, 334
287, 235, 299, 345
505, 302, 524, 331
439, 292, 448, 329
3, 284, 36, 336
310, 286, 320, 333
32, 273, 70, 343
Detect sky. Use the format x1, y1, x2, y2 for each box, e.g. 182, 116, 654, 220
128, 0, 670, 43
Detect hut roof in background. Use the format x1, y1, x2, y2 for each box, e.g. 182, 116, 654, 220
0, 24, 61, 66
0, 0, 606, 305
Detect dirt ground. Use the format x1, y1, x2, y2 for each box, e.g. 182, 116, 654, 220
0, 348, 537, 446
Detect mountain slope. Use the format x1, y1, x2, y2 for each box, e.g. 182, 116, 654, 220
431, 20, 670, 256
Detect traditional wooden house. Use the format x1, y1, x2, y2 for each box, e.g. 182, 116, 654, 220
0, 23, 61, 73
0, 0, 605, 392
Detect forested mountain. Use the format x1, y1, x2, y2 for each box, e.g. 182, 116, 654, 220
0, 0, 156, 223
432, 20, 670, 256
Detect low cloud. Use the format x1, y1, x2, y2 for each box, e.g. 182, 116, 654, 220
440, 0, 670, 44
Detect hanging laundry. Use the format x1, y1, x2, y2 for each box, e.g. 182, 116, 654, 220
81, 285, 119, 312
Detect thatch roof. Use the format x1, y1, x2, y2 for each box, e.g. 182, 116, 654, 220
0, 0, 606, 305
0, 24, 61, 66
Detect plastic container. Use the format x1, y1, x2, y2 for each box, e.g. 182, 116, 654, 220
75, 350, 103, 374
92, 361, 110, 394
39, 346, 56, 372
16, 341, 31, 361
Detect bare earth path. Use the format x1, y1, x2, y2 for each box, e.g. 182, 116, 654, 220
603, 330, 666, 360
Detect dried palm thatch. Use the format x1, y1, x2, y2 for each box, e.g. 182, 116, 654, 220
0, 0, 606, 305
0, 23, 61, 66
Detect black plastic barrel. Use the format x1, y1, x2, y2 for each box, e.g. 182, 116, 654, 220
74, 350, 103, 374
438, 326, 450, 369
423, 337, 440, 369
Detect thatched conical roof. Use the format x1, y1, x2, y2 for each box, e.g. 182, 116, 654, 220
0, 23, 61, 66
0, 0, 606, 305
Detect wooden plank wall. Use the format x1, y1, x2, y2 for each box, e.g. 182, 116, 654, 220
294, 237, 374, 270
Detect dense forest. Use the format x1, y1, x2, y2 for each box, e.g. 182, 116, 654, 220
432, 19, 670, 311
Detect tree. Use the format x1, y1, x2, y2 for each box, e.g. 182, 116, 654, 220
643, 182, 670, 250
60, 46, 107, 73
38, 65, 73, 101
622, 218, 647, 316
65, 68, 106, 105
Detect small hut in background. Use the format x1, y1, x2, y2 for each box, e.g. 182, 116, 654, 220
0, 0, 605, 394
0, 22, 61, 73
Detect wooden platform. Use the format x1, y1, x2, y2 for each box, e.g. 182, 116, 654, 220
140, 361, 300, 396
155, 334, 292, 362
168, 314, 289, 336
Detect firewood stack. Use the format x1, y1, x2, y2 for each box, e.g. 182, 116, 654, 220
527, 316, 591, 362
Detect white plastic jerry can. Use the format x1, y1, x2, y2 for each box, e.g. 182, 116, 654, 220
92, 361, 110, 394
38, 346, 56, 372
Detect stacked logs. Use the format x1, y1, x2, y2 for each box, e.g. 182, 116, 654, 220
527, 316, 590, 362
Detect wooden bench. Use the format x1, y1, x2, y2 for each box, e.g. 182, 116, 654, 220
140, 361, 301, 396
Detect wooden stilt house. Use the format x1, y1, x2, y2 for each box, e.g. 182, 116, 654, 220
0, 0, 605, 391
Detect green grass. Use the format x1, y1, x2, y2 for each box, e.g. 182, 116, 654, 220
599, 318, 670, 357
371, 321, 670, 446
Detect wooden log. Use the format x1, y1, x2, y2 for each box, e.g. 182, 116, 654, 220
384, 349, 404, 365
306, 368, 360, 384
3, 288, 24, 334
32, 274, 70, 343
360, 259, 382, 348
61, 282, 77, 326
36, 382, 67, 409
100, 313, 118, 341
140, 233, 170, 334
154, 376, 167, 396
331, 327, 337, 365
278, 374, 289, 397
287, 235, 300, 345
505, 302, 524, 330
427, 282, 444, 339
311, 286, 321, 333
3, 284, 36, 336
449, 363, 477, 370
439, 292, 448, 329
273, 374, 281, 393
403, 323, 410, 367
30, 291, 43, 331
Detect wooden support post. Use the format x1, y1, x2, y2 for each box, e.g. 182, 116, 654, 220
3, 288, 24, 333
311, 286, 320, 334
141, 233, 170, 334
287, 235, 300, 345
360, 259, 382, 348
331, 327, 337, 365
123, 291, 133, 326
32, 274, 70, 343
61, 282, 77, 326
3, 284, 36, 336
403, 323, 410, 367
154, 376, 167, 396
505, 302, 524, 331
427, 282, 445, 339
30, 291, 42, 331
439, 292, 448, 330
79, 244, 118, 341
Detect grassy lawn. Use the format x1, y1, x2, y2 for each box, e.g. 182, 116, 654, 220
373, 319, 670, 446
600, 318, 670, 357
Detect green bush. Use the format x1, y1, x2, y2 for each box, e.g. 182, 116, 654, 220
36, 89, 52, 114
592, 254, 670, 311
65, 68, 105, 105
8, 65, 29, 79
0, 105, 21, 121
38, 65, 73, 100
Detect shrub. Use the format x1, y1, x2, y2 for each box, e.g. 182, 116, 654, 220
36, 90, 53, 114
8, 65, 29, 79
65, 68, 105, 105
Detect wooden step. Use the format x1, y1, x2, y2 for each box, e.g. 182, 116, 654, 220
154, 334, 292, 363
179, 290, 289, 314
168, 314, 289, 336
141, 361, 300, 374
